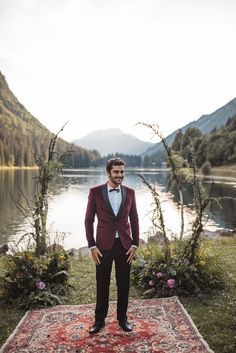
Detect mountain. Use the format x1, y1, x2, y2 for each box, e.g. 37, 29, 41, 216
0, 71, 100, 167
73, 128, 154, 156
143, 98, 236, 158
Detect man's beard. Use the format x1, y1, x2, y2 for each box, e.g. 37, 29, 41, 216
110, 176, 124, 185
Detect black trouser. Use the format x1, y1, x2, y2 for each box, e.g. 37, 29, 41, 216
95, 238, 131, 322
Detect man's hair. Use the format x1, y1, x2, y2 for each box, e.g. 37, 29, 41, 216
106, 158, 125, 173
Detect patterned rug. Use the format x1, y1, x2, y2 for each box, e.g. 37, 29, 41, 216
0, 297, 214, 353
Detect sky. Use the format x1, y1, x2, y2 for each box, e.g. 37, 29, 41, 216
0, 0, 236, 143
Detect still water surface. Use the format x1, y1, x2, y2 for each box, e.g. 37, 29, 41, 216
0, 168, 235, 250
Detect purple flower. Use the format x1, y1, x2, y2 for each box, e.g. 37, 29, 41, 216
149, 280, 155, 287
167, 278, 175, 288
36, 280, 46, 290
156, 272, 164, 278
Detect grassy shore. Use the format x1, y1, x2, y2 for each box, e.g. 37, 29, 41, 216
0, 236, 236, 352
0, 166, 38, 170
210, 164, 236, 178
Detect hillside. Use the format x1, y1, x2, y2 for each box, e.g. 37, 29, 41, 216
0, 71, 99, 167
143, 98, 236, 159
171, 115, 236, 167
73, 128, 154, 156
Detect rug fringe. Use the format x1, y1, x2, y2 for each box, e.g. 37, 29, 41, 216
0, 310, 30, 353
174, 296, 215, 353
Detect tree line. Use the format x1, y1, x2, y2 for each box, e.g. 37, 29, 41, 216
0, 117, 100, 168
91, 153, 142, 168
1, 114, 235, 169
0, 117, 142, 168
142, 116, 236, 168
171, 115, 236, 168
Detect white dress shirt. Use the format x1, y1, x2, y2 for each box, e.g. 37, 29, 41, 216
107, 183, 122, 238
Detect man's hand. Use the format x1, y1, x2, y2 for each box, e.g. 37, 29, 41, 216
126, 247, 137, 264
91, 247, 103, 265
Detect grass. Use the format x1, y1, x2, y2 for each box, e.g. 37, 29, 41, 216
0, 237, 236, 352
179, 237, 236, 353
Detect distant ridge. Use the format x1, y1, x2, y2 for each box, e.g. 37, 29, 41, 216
73, 128, 154, 156
143, 98, 236, 157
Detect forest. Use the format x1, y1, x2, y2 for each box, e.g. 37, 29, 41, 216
0, 116, 100, 168
142, 116, 236, 168
171, 115, 236, 167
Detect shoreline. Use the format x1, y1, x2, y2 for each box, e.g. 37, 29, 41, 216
0, 166, 38, 170
60, 229, 236, 256
0, 230, 235, 258
198, 174, 236, 182
0, 164, 236, 172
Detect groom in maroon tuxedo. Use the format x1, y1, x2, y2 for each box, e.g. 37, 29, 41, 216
85, 158, 139, 334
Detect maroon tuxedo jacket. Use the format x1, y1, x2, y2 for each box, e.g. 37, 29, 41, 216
85, 183, 139, 251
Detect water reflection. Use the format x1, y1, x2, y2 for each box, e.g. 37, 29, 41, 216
0, 169, 37, 244
0, 169, 235, 250
170, 178, 236, 229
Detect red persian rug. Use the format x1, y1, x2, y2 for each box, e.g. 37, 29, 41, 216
0, 297, 214, 353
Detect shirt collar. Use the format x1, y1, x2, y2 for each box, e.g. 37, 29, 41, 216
107, 183, 121, 192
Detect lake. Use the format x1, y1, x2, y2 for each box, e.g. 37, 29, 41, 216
0, 168, 236, 250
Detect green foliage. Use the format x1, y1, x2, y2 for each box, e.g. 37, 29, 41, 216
137, 174, 171, 263
1, 249, 70, 308
132, 241, 225, 297
136, 122, 224, 302
0, 128, 73, 308
171, 116, 236, 167
201, 160, 211, 175
142, 149, 167, 167
181, 127, 203, 162
171, 129, 184, 152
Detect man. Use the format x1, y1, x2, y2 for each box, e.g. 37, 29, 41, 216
85, 158, 139, 334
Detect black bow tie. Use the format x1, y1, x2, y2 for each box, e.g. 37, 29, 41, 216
109, 188, 120, 193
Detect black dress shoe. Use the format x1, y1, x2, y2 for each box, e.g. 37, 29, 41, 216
118, 320, 133, 332
89, 320, 105, 334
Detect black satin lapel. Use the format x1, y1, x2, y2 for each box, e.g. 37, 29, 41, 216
102, 184, 115, 216
117, 185, 126, 215
101, 184, 109, 207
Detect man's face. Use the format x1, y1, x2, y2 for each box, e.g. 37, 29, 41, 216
107, 165, 125, 186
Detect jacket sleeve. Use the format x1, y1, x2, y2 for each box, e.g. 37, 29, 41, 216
129, 190, 139, 247
84, 189, 97, 248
